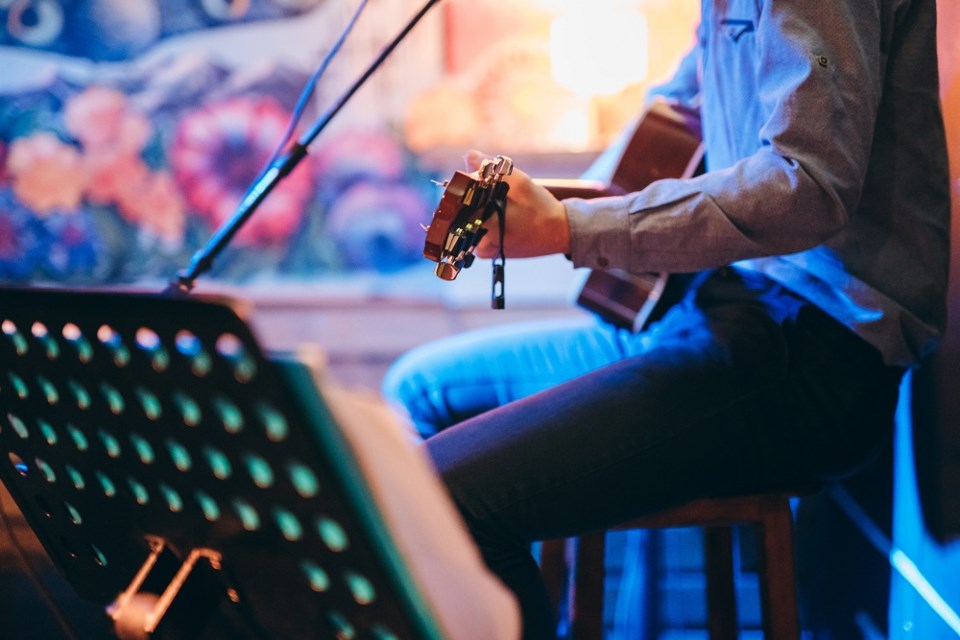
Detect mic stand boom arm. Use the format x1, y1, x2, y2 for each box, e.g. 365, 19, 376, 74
168, 0, 443, 295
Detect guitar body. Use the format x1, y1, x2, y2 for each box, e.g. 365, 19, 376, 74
538, 100, 705, 331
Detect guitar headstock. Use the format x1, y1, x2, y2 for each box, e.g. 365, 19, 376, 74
422, 155, 513, 280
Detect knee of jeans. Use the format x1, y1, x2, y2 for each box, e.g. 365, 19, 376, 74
381, 354, 445, 438
380, 355, 410, 406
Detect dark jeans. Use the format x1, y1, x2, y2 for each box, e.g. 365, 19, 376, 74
409, 268, 906, 639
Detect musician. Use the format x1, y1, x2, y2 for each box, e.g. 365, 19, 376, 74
383, 1, 951, 637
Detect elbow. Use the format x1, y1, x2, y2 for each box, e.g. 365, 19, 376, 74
805, 198, 849, 246
766, 194, 848, 256
774, 155, 853, 251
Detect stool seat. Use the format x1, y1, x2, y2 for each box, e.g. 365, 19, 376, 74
541, 490, 814, 640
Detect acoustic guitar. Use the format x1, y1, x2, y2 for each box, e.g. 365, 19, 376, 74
422, 99, 704, 330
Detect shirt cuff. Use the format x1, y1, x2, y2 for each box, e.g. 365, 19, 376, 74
565, 196, 633, 270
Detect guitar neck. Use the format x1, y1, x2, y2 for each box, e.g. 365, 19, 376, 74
534, 178, 620, 201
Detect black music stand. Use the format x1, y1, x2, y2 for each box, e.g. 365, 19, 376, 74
0, 285, 515, 640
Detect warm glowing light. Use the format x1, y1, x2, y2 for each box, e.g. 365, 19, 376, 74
537, 0, 640, 12
549, 8, 649, 96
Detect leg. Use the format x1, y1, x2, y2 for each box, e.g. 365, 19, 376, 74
423, 269, 904, 639
381, 314, 654, 437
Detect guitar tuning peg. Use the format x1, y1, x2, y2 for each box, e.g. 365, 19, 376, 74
492, 155, 514, 177
478, 155, 514, 185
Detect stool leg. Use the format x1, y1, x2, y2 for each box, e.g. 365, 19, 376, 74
572, 532, 606, 640
540, 539, 569, 623
757, 500, 800, 640
704, 525, 739, 640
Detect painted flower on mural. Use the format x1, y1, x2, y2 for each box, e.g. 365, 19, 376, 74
312, 128, 408, 198
6, 132, 88, 214
64, 85, 151, 153
170, 96, 315, 246
325, 181, 432, 271
116, 171, 186, 250
61, 85, 187, 249
309, 127, 434, 271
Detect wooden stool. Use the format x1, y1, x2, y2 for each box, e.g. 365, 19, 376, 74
541, 492, 808, 640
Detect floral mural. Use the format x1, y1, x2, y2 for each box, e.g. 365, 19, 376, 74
0, 0, 706, 290
0, 0, 440, 287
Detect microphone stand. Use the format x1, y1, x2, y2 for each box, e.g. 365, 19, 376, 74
167, 0, 443, 295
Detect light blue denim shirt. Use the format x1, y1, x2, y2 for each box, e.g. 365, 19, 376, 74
565, 0, 951, 367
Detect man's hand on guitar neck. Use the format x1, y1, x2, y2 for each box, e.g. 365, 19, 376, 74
464, 150, 572, 260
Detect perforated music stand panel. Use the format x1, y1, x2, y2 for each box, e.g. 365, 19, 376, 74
0, 285, 443, 640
